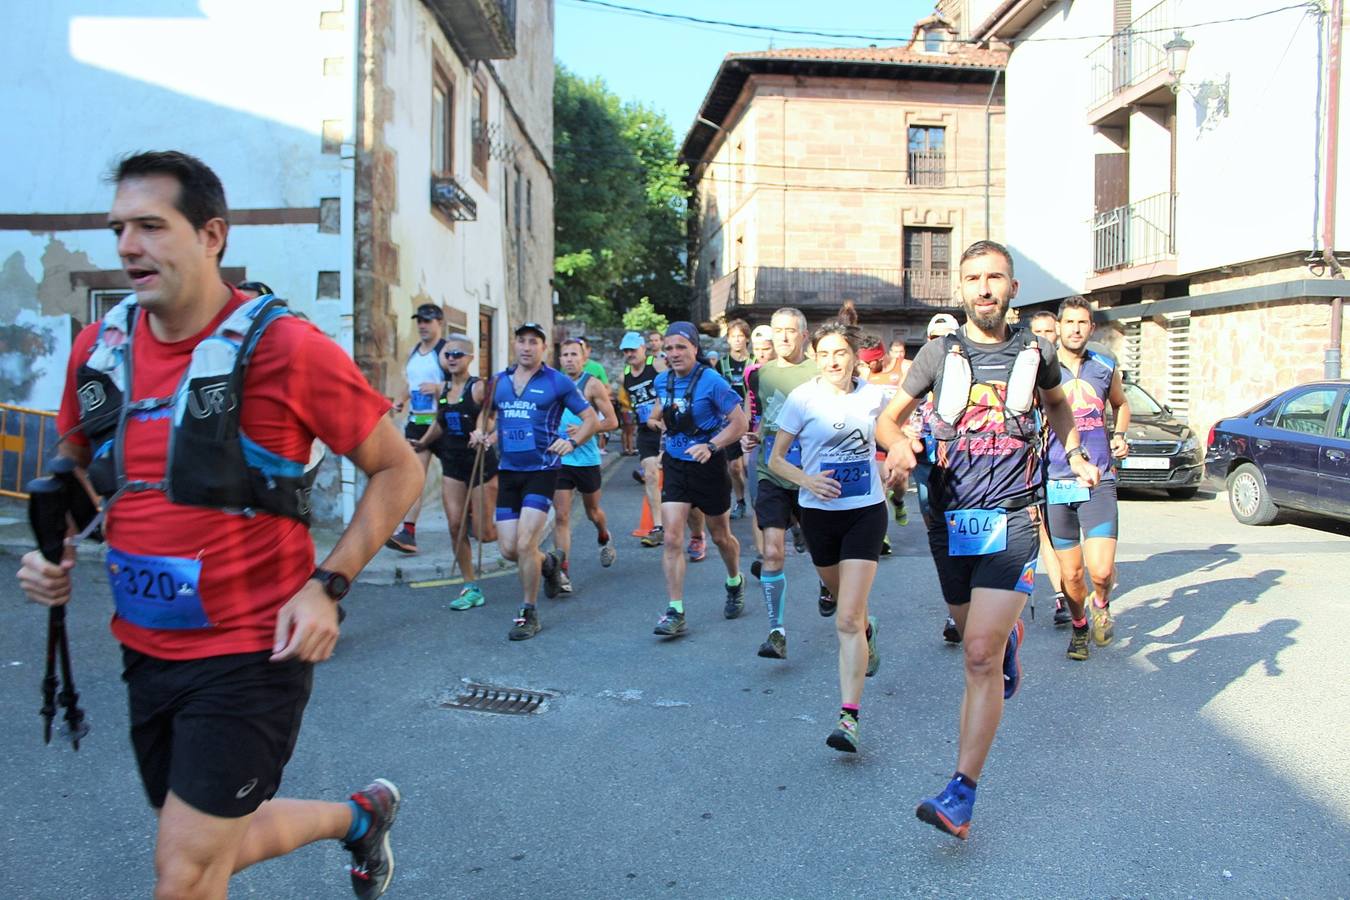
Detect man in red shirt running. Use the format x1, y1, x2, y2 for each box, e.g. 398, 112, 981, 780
16, 151, 421, 900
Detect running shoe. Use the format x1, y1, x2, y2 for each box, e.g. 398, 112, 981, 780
508, 606, 541, 641
343, 778, 401, 899
942, 616, 961, 644
891, 493, 908, 526
826, 712, 859, 754
541, 551, 563, 599
1003, 619, 1025, 699
640, 526, 664, 548
653, 607, 686, 636
757, 628, 787, 659
915, 777, 974, 840
750, 558, 763, 579
865, 616, 880, 677
557, 570, 573, 594
384, 528, 417, 554
724, 577, 745, 619
791, 524, 807, 554
687, 535, 707, 562
449, 585, 485, 610
599, 541, 617, 567
1053, 594, 1071, 627
1067, 626, 1090, 661
1089, 593, 1115, 646
730, 499, 747, 520
818, 582, 836, 618
631, 468, 645, 485
879, 535, 892, 556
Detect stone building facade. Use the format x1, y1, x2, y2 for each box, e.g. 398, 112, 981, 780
682, 30, 1006, 351
975, 0, 1347, 442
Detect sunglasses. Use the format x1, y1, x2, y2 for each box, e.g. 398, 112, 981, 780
442, 350, 468, 359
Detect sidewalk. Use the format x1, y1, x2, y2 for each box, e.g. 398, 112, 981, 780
0, 449, 626, 587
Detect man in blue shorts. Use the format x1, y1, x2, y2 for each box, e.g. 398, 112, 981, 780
877, 240, 1099, 840
648, 322, 749, 637
472, 323, 599, 640
1044, 296, 1130, 660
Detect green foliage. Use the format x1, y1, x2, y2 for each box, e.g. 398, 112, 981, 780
621, 298, 668, 335
554, 65, 688, 325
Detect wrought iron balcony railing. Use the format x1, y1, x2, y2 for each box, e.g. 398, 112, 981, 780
710, 266, 956, 313
1086, 0, 1174, 109
1091, 191, 1176, 273
431, 175, 478, 222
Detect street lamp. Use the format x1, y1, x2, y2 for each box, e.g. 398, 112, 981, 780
1164, 31, 1194, 93
1163, 29, 1229, 119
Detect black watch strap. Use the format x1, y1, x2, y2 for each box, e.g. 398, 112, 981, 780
310, 568, 350, 602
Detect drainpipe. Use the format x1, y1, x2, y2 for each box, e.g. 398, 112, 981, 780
984, 67, 1003, 240
1324, 0, 1344, 379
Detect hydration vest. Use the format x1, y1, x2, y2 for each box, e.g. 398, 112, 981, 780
76, 294, 323, 524
930, 327, 1043, 446
660, 365, 709, 436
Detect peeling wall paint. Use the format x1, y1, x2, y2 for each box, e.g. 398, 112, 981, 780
0, 310, 71, 410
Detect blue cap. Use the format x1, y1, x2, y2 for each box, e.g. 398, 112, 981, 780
619, 331, 644, 350
663, 321, 701, 347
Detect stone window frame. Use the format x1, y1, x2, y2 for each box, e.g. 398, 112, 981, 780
431, 61, 455, 178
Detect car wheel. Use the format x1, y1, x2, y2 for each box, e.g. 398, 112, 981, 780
1226, 463, 1278, 525
1167, 486, 1199, 500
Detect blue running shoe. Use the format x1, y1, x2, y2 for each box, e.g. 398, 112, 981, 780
1003, 619, 1025, 699
915, 777, 974, 840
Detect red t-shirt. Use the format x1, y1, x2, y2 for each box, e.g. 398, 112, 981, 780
59, 287, 390, 660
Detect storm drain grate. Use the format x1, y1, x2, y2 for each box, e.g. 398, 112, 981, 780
439, 682, 556, 715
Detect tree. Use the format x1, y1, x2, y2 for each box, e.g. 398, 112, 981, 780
554, 66, 689, 326
621, 298, 668, 335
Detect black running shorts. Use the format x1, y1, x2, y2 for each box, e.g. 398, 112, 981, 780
926, 505, 1040, 606
637, 427, 662, 460
1046, 480, 1119, 550
724, 438, 744, 463
662, 453, 732, 516
434, 445, 498, 485
754, 478, 800, 531
556, 464, 602, 494
800, 501, 888, 567
496, 468, 559, 520
122, 647, 313, 818
404, 421, 431, 442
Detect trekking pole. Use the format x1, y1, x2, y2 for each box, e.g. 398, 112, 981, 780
25, 475, 91, 750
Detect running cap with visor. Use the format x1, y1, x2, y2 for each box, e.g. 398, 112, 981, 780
514, 321, 548, 340
413, 303, 444, 321
926, 313, 959, 337
619, 331, 644, 350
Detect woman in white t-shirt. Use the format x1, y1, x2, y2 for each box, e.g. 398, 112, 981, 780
768, 322, 889, 754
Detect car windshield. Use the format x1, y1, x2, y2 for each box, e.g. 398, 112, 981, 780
1123, 382, 1165, 416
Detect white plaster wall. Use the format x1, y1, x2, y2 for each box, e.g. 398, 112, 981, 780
1002, 0, 1339, 303
493, 0, 554, 165
0, 0, 349, 323
1001, 0, 1113, 303
384, 0, 508, 372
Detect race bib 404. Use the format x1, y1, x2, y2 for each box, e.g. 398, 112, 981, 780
946, 508, 1008, 557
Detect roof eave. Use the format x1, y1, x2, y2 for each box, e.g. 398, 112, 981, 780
971, 0, 1045, 45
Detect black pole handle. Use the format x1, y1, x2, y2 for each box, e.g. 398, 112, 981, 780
25, 478, 67, 566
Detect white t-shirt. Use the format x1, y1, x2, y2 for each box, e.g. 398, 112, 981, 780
405, 343, 444, 422
776, 377, 888, 511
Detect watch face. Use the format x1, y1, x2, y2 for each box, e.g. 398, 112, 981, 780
329, 574, 350, 598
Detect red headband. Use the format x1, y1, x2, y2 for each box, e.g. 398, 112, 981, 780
858, 345, 886, 363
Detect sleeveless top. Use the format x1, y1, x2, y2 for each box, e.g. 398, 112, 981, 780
437, 375, 484, 452
560, 372, 601, 468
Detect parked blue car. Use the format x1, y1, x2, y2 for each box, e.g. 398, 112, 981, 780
1205, 381, 1350, 524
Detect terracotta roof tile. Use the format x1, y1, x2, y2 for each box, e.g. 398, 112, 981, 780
727, 45, 1006, 68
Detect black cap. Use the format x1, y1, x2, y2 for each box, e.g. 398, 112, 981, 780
514, 322, 548, 340
412, 303, 444, 321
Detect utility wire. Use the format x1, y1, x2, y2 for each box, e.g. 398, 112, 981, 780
562, 0, 1309, 46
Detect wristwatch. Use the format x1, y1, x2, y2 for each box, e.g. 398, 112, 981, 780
310, 568, 351, 602
1066, 446, 1090, 463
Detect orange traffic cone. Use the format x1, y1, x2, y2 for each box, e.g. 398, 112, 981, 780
630, 469, 663, 536
631, 495, 654, 537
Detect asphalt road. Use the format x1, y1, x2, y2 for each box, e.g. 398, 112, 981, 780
2, 471, 1347, 899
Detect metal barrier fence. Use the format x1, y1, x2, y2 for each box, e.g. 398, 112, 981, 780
0, 403, 59, 500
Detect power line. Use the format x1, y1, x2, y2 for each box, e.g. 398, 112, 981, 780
562, 0, 1309, 47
